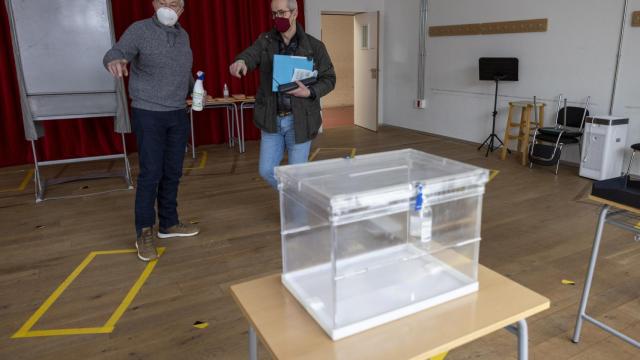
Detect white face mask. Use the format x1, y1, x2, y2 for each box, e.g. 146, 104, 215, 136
157, 7, 179, 26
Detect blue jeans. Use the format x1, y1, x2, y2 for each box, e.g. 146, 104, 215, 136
132, 107, 189, 236
259, 115, 312, 189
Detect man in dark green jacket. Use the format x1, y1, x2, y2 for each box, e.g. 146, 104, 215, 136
229, 0, 336, 188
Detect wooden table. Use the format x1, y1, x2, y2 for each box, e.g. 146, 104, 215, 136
231, 266, 550, 360
187, 97, 255, 158
572, 195, 640, 348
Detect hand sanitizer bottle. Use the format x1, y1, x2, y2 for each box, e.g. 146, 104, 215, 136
192, 71, 205, 112
410, 184, 432, 243
223, 83, 230, 98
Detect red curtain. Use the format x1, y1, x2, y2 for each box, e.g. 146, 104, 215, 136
0, 0, 305, 168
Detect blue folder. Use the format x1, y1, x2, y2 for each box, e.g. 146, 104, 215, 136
272, 55, 314, 92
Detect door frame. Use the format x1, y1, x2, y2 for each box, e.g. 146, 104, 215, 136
320, 10, 382, 130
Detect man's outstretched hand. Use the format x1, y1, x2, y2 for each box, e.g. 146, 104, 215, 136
229, 60, 247, 79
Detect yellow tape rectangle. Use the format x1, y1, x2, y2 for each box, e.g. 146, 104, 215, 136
309, 148, 357, 162
184, 151, 208, 170
0, 169, 33, 193
11, 248, 165, 338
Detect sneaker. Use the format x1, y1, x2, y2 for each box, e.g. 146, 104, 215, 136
135, 227, 158, 262
157, 222, 200, 239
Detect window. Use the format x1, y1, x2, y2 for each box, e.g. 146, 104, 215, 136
361, 24, 370, 49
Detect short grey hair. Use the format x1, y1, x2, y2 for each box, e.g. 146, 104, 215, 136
272, 0, 297, 11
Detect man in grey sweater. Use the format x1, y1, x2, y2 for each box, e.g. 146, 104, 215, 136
103, 0, 199, 262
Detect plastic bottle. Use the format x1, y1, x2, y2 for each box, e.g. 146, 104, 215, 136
410, 184, 432, 243
223, 83, 230, 98
192, 71, 205, 112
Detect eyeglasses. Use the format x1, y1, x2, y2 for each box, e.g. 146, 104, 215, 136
272, 9, 292, 19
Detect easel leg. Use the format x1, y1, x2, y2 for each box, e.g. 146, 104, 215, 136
30, 140, 44, 203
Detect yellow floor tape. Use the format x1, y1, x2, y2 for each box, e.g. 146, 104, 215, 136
12, 248, 165, 338
193, 321, 209, 329
309, 148, 357, 162
489, 170, 500, 183
184, 151, 208, 170
431, 352, 448, 360
309, 148, 321, 162
0, 169, 33, 193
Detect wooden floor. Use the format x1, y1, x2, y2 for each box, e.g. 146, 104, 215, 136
322, 106, 354, 129
1, 126, 639, 359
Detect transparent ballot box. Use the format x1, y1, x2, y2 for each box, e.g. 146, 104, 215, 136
275, 149, 489, 340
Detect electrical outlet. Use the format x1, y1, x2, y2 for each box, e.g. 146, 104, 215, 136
415, 99, 427, 109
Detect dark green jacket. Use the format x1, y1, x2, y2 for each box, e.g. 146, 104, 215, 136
235, 24, 336, 144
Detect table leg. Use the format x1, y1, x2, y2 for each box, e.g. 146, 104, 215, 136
506, 320, 529, 360
239, 104, 245, 154
240, 104, 244, 153
572, 205, 609, 343
249, 325, 258, 360
227, 107, 234, 148
190, 108, 196, 159
233, 103, 241, 153
500, 104, 514, 160
230, 104, 242, 151
521, 107, 532, 166
516, 319, 528, 360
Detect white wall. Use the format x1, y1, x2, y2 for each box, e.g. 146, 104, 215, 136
321, 15, 355, 108
305, 0, 385, 123
382, 0, 639, 171
613, 0, 640, 174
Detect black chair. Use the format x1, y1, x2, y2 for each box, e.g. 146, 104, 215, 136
529, 95, 590, 174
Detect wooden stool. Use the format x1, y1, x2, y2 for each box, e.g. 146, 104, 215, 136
501, 101, 546, 165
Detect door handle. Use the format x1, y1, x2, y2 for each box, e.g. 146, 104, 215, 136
370, 68, 378, 79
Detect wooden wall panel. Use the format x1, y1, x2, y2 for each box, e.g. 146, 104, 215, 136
429, 18, 548, 37
429, 23, 482, 37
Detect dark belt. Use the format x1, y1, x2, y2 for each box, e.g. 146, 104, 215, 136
277, 111, 292, 117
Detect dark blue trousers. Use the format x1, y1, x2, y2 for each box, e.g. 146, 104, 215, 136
132, 107, 189, 236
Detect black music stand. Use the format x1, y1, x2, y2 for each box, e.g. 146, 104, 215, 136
478, 58, 519, 157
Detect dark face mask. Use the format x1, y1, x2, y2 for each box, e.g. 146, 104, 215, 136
274, 17, 291, 33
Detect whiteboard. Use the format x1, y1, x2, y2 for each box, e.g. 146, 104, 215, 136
5, 0, 129, 139
8, 0, 116, 94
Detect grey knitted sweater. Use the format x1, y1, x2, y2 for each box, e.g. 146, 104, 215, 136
103, 16, 193, 111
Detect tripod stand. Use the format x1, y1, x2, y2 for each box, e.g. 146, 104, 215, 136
478, 77, 510, 157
